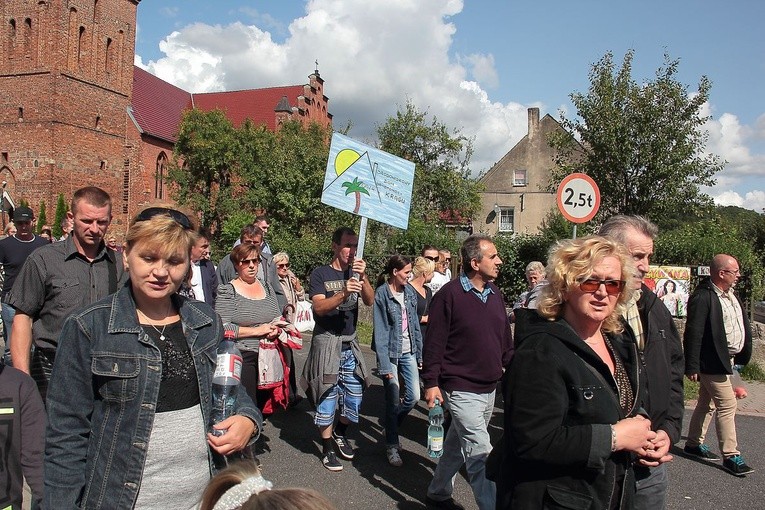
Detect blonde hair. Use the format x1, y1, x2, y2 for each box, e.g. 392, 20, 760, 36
412, 256, 435, 279
537, 235, 635, 333
200, 461, 336, 510
125, 206, 197, 262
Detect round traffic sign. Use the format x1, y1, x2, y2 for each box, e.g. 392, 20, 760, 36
556, 173, 600, 223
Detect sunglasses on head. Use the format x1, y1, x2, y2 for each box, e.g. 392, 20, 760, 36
135, 207, 193, 230
579, 278, 625, 296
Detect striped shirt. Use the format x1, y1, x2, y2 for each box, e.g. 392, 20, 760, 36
215, 281, 280, 351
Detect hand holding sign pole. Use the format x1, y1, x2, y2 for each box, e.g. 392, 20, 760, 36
322, 133, 415, 281
556, 173, 600, 239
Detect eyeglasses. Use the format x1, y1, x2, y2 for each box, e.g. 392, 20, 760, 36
277, 263, 290, 268
135, 207, 192, 230
721, 269, 741, 276
579, 278, 625, 296
239, 258, 259, 266
424, 256, 439, 261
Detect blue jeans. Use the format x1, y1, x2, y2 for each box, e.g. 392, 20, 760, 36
383, 352, 420, 446
634, 463, 668, 510
314, 348, 364, 426
427, 389, 496, 510
2, 302, 15, 365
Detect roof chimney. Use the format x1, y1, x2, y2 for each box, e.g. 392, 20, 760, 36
528, 107, 540, 139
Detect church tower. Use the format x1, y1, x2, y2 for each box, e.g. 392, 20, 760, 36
0, 0, 139, 223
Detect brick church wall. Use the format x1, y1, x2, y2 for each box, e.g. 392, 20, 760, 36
0, 0, 139, 221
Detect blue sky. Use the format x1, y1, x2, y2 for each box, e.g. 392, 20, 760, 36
135, 0, 765, 211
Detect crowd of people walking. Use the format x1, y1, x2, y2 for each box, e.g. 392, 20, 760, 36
0, 188, 755, 510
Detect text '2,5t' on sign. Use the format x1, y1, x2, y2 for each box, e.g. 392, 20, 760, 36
556, 173, 600, 224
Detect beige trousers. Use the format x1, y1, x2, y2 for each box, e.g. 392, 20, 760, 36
686, 372, 739, 457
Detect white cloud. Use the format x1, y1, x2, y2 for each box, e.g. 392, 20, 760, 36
143, 0, 531, 177
459, 53, 499, 89
140, 0, 765, 206
160, 7, 179, 18
711, 189, 765, 212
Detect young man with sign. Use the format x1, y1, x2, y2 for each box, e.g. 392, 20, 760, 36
301, 226, 374, 471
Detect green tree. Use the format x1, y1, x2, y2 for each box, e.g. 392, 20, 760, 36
53, 193, 67, 238
549, 50, 722, 229
168, 109, 240, 237
169, 111, 341, 252
37, 200, 47, 233
376, 101, 482, 224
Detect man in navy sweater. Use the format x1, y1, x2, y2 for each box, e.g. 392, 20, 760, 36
422, 234, 514, 510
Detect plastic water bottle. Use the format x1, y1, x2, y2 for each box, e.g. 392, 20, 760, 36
209, 330, 242, 436
427, 398, 445, 458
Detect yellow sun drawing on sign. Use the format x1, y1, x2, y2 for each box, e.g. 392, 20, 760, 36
334, 149, 362, 176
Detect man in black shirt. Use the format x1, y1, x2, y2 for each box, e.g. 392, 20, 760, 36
0, 206, 48, 365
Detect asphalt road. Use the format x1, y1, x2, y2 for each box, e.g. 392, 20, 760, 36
256, 337, 763, 510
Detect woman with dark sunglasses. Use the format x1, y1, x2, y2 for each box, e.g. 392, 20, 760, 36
216, 244, 300, 416
495, 236, 654, 510
44, 206, 262, 510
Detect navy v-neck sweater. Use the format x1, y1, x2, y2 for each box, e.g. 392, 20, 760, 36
421, 277, 513, 393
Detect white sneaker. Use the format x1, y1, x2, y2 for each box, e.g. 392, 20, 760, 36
386, 445, 403, 467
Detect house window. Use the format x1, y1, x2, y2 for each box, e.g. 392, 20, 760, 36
499, 207, 514, 233
513, 169, 527, 187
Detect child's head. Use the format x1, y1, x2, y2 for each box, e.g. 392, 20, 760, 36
201, 461, 337, 510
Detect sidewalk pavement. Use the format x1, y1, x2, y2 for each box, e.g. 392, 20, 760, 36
685, 380, 765, 416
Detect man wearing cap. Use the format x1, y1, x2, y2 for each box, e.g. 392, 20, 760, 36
0, 207, 49, 365
9, 187, 125, 401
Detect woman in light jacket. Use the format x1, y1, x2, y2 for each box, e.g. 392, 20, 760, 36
373, 255, 423, 467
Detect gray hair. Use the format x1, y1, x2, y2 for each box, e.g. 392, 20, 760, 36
598, 215, 658, 244
273, 251, 289, 265
525, 261, 545, 274
461, 233, 493, 274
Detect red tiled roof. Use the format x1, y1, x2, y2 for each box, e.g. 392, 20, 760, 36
191, 85, 305, 130
131, 66, 192, 143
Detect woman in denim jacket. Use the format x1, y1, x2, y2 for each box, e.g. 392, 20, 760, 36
373, 255, 423, 467
44, 207, 262, 510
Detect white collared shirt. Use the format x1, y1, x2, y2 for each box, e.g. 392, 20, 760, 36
190, 261, 206, 303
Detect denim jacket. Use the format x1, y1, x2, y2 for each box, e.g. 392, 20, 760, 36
44, 284, 262, 510
372, 283, 423, 375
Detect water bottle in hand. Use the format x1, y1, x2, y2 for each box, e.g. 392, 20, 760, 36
428, 398, 445, 458
209, 330, 242, 436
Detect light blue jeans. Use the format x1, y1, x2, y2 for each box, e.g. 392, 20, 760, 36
314, 348, 364, 426
383, 352, 420, 446
427, 389, 496, 510
2, 302, 15, 365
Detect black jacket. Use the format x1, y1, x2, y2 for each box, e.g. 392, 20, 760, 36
636, 284, 685, 445
496, 312, 644, 510
684, 278, 752, 375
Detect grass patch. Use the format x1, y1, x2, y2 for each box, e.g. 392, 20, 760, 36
356, 320, 373, 346
684, 379, 700, 403
741, 361, 765, 382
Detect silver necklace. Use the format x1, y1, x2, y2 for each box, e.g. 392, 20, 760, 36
149, 322, 168, 342
138, 308, 171, 341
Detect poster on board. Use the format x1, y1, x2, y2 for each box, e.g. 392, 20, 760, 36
644, 265, 691, 318
321, 133, 415, 230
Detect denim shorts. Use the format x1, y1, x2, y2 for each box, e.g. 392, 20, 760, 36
314, 348, 364, 426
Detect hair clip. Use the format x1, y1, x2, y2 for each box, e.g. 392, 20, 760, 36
212, 474, 273, 510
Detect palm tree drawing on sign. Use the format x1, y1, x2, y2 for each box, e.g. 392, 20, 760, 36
341, 177, 370, 214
